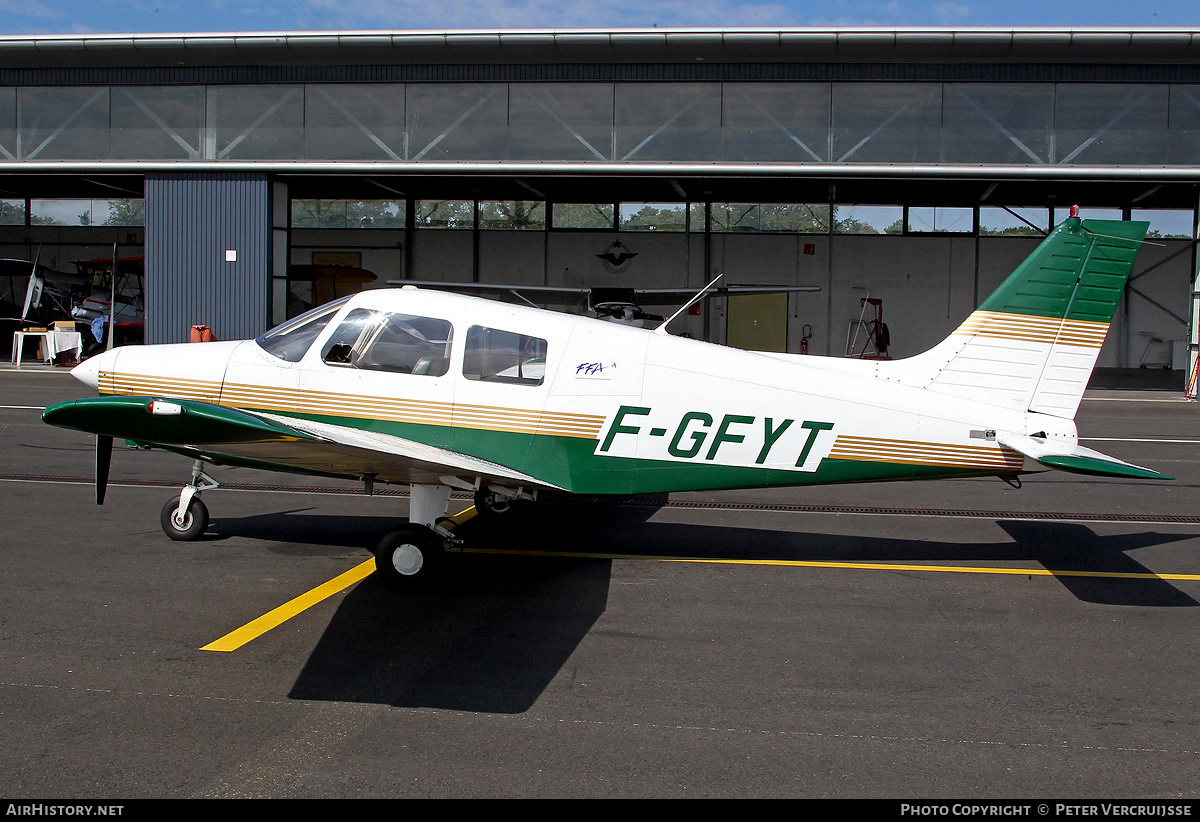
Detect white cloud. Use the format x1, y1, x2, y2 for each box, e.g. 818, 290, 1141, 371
931, 2, 971, 24
0, 0, 60, 21
293, 0, 810, 29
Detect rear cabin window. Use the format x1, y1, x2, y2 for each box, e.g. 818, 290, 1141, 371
320, 309, 453, 376
256, 297, 350, 362
462, 325, 547, 386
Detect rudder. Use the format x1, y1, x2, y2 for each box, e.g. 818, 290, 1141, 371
896, 215, 1147, 418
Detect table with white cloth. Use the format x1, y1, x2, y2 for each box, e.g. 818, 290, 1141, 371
10, 330, 83, 368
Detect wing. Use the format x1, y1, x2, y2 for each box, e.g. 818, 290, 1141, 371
997, 432, 1173, 481
384, 280, 591, 305
42, 395, 561, 490
634, 285, 822, 300
382, 281, 821, 306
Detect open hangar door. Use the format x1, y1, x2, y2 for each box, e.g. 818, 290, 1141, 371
279, 173, 1198, 370
0, 174, 146, 358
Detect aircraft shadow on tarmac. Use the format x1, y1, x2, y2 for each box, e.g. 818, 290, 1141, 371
206, 498, 1195, 713
455, 499, 1196, 609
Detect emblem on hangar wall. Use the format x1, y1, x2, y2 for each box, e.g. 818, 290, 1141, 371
596, 241, 638, 274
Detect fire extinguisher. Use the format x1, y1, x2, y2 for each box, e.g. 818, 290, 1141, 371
800, 324, 812, 354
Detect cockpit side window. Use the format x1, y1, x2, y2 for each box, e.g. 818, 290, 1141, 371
321, 308, 454, 376
462, 325, 547, 386
256, 297, 351, 362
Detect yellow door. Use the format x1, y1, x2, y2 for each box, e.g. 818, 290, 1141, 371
726, 292, 788, 352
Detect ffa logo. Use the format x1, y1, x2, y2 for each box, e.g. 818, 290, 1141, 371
575, 361, 617, 380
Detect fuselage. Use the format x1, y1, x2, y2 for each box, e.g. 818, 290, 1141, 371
72, 287, 1072, 494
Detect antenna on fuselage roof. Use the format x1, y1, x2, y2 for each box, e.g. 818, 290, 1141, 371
652, 271, 724, 335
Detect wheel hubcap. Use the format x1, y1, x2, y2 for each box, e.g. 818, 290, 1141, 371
392, 543, 424, 576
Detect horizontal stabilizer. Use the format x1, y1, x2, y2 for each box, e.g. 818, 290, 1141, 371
997, 432, 1173, 481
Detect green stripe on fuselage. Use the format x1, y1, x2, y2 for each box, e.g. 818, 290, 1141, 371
260, 408, 1008, 494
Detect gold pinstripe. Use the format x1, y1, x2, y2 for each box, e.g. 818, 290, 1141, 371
98, 371, 606, 439
830, 435, 1024, 471
954, 310, 1109, 349
98, 374, 1021, 471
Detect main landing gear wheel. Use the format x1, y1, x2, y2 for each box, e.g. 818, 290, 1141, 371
160, 497, 209, 541
374, 524, 445, 588
473, 488, 513, 517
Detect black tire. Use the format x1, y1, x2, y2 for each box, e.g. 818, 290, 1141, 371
160, 497, 209, 541
473, 488, 513, 517
374, 524, 444, 588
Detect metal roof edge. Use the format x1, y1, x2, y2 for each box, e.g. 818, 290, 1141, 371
3, 160, 1198, 181
0, 28, 1196, 67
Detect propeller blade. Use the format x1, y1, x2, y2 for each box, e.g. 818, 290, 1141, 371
96, 435, 112, 505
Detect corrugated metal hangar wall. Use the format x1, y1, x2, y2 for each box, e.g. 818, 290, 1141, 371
144, 173, 270, 344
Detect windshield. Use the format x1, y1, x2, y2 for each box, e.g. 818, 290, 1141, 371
321, 309, 454, 375
255, 297, 351, 362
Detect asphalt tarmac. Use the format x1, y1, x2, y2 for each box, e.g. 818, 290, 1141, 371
1, 366, 1198, 798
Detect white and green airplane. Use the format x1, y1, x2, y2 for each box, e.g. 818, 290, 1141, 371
43, 211, 1171, 587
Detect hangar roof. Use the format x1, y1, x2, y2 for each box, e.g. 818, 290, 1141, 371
0, 28, 1198, 69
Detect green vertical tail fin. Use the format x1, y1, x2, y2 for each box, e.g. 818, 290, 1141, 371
900, 216, 1148, 417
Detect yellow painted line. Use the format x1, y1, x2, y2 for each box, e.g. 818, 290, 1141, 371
460, 547, 1200, 581
203, 521, 1198, 653
202, 505, 479, 652
446, 505, 479, 527
200, 558, 376, 652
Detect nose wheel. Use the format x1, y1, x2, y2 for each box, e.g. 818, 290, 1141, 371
159, 459, 218, 541
160, 496, 209, 541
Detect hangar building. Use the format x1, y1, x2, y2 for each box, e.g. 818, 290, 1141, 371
0, 27, 1197, 378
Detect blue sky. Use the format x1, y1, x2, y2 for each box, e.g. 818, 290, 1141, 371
2, 1, 1195, 35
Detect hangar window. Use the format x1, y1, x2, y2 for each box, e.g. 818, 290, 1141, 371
833, 205, 904, 235
479, 201, 546, 230
0, 200, 24, 225
1054, 207, 1122, 224
710, 203, 830, 233
30, 198, 144, 227
907, 207, 973, 234
303, 84, 405, 161
509, 83, 615, 162
257, 297, 350, 363
111, 86, 205, 161
619, 203, 687, 232
406, 84, 509, 162
552, 203, 616, 230
1054, 85, 1168, 165
831, 84, 942, 164
462, 325, 547, 387
416, 200, 474, 229
207, 85, 304, 160
615, 83, 721, 161
1132, 209, 1195, 239
979, 207, 1050, 236
291, 199, 404, 229
941, 84, 1053, 165
17, 87, 110, 161
321, 308, 454, 376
